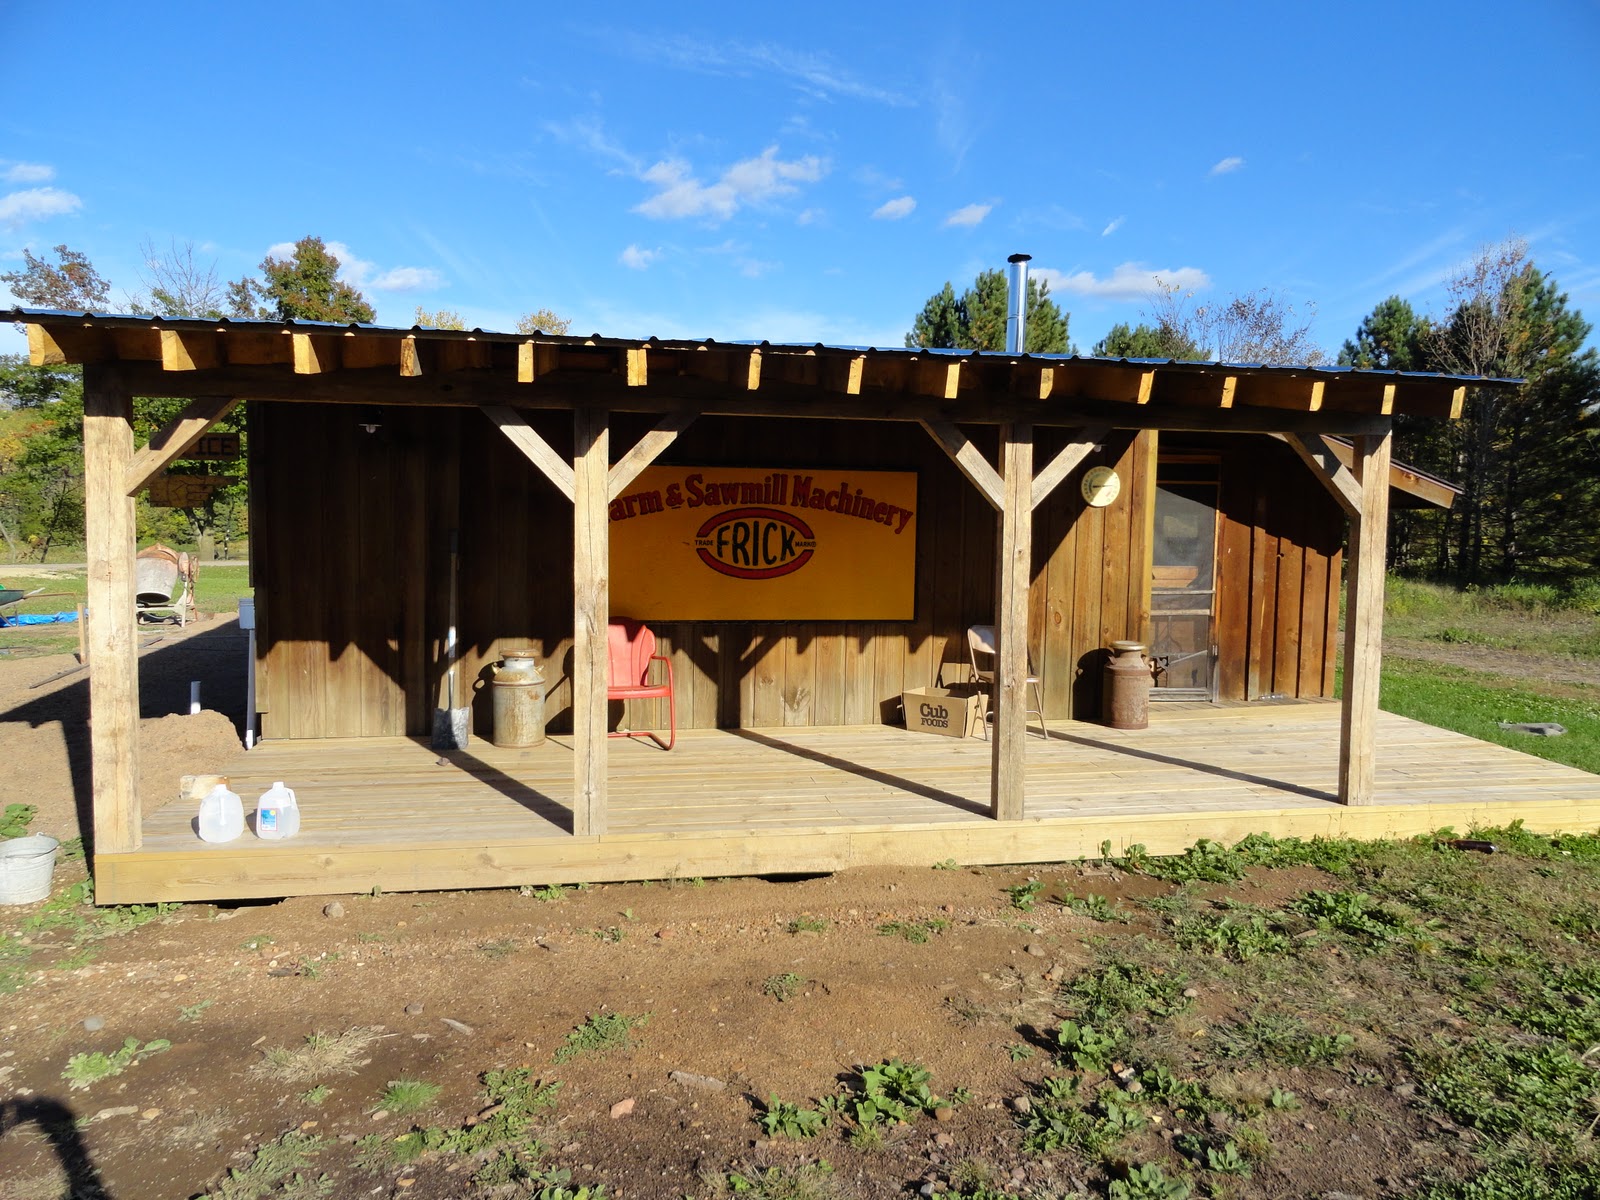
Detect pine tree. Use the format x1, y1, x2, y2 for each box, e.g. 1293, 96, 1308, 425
905, 272, 1068, 352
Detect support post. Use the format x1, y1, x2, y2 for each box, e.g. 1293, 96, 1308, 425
572, 407, 610, 836
1339, 428, 1392, 805
991, 421, 1033, 821
83, 365, 142, 855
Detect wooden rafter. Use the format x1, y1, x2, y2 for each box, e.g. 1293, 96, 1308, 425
482, 406, 575, 500
919, 418, 1003, 510
1280, 433, 1362, 520
123, 394, 240, 497
608, 411, 698, 501
1030, 426, 1110, 511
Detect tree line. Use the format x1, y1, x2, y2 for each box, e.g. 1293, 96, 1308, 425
907, 242, 1599, 588
0, 239, 569, 560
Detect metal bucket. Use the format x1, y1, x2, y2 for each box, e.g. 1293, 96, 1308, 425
1103, 641, 1153, 730
0, 834, 60, 905
491, 650, 547, 748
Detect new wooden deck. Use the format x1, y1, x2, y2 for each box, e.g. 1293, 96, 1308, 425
94, 703, 1600, 902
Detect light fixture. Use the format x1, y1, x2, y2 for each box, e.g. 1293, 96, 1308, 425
358, 406, 383, 434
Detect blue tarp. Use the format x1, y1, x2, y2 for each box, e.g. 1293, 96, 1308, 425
0, 611, 78, 626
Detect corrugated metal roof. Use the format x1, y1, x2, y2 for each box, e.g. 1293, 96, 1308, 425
1, 308, 1524, 387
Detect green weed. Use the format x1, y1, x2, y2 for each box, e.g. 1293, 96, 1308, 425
720, 1161, 836, 1198
178, 999, 214, 1022
1171, 911, 1291, 961
876, 918, 949, 943
62, 1036, 170, 1089
300, 1085, 331, 1106
1005, 879, 1046, 911
195, 1130, 330, 1200
0, 802, 37, 838
787, 915, 828, 934
1053, 1020, 1121, 1071
762, 972, 806, 1002
553, 1012, 647, 1063
759, 1096, 828, 1139
1108, 1162, 1192, 1200
1060, 892, 1127, 922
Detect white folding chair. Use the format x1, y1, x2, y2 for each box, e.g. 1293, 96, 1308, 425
966, 624, 1047, 740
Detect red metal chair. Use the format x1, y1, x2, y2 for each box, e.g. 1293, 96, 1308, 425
606, 618, 676, 750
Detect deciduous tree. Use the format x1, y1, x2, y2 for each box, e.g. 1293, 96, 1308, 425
1, 244, 111, 311
229, 236, 376, 323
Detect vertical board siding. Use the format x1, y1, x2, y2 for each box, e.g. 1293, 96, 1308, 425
255, 411, 1339, 739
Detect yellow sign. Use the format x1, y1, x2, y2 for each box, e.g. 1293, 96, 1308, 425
610, 467, 918, 620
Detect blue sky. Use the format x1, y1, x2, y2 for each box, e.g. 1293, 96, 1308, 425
3, 1, 1597, 360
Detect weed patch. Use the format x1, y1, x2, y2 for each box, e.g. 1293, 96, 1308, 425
61, 1036, 170, 1089
553, 1012, 647, 1063
255, 1026, 384, 1082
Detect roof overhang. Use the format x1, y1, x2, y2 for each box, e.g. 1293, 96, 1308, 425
5, 309, 1519, 436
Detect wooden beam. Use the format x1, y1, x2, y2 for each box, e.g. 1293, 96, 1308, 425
400, 336, 423, 378
572, 408, 610, 837
82, 365, 142, 855
1318, 437, 1458, 509
991, 422, 1033, 821
291, 332, 339, 374
625, 348, 648, 387
919, 418, 1004, 510
1339, 428, 1393, 806
607, 411, 697, 502
1030, 425, 1110, 511
1282, 433, 1362, 520
158, 328, 220, 372
482, 406, 575, 501
745, 348, 763, 391
123, 395, 241, 496
105, 362, 1406, 435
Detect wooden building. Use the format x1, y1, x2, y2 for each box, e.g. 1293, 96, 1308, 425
13, 308, 1596, 904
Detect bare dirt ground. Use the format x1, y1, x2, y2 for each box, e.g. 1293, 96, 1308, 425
0, 620, 1587, 1200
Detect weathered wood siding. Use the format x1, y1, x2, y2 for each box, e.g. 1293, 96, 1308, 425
1209, 435, 1344, 702
253, 406, 1336, 739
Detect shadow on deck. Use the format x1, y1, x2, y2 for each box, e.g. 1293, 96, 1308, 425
96, 702, 1600, 903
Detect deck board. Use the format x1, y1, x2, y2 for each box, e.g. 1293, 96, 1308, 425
97, 703, 1600, 902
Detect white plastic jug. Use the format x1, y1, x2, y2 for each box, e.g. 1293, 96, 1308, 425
197, 783, 244, 843
255, 781, 300, 840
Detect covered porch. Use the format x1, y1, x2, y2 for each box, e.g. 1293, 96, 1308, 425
97, 703, 1600, 902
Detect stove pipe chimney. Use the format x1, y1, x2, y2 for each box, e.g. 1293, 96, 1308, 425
1006, 253, 1031, 354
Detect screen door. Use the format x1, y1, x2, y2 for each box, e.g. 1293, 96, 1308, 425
1150, 458, 1219, 699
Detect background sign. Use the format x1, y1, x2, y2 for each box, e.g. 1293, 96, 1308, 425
148, 474, 236, 507
610, 466, 918, 620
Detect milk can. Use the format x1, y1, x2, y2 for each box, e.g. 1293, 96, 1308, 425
1102, 641, 1153, 730
492, 649, 547, 747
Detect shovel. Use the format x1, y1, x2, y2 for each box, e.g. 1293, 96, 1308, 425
431, 530, 470, 750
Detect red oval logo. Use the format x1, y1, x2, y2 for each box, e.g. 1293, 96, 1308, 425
694, 507, 816, 580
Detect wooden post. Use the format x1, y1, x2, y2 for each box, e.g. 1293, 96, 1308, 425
1339, 428, 1392, 805
82, 365, 142, 855
572, 407, 610, 836
991, 422, 1033, 821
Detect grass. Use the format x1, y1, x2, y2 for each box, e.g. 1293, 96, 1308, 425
1384, 574, 1600, 660
255, 1027, 385, 1082
0, 563, 254, 657
376, 1079, 441, 1115
1379, 658, 1600, 775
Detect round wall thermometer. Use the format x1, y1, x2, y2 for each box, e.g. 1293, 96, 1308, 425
1081, 466, 1121, 508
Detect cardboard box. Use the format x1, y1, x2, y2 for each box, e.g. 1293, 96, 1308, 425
902, 687, 985, 738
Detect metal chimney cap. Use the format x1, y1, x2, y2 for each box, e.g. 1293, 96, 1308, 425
1007, 253, 1032, 263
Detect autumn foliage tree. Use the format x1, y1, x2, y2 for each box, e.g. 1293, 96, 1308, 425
229, 236, 376, 323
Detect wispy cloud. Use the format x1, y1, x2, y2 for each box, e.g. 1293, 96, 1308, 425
1209, 156, 1245, 176
873, 196, 916, 220
796, 208, 822, 226
1037, 262, 1211, 301
635, 146, 827, 223
620, 244, 661, 270
615, 33, 912, 106
0, 186, 81, 229
1101, 216, 1125, 237
366, 265, 442, 291
943, 202, 992, 228
541, 115, 643, 175
2, 162, 55, 185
